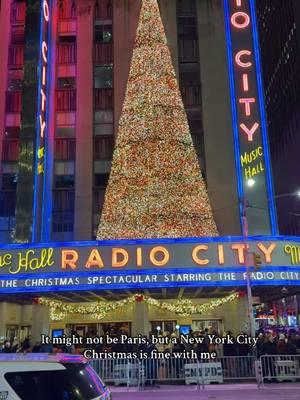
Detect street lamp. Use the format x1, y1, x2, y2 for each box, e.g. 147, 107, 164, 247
272, 190, 300, 200
241, 189, 300, 337
246, 178, 255, 187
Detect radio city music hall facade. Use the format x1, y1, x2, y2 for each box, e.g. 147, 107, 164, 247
0, 0, 299, 343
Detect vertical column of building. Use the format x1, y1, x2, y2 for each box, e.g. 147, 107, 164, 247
195, 0, 240, 235
72, 0, 93, 240
52, 0, 77, 241
176, 1, 205, 171
92, 0, 115, 238
0, 1, 26, 242
158, 1, 179, 78
113, 0, 140, 136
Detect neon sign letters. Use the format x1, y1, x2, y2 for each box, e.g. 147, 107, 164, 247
37, 0, 50, 175
224, 0, 277, 234
0, 238, 299, 292
32, 0, 51, 241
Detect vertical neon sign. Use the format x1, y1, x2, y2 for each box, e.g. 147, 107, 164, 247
224, 0, 278, 235
32, 0, 51, 242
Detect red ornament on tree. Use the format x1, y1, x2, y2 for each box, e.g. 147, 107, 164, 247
33, 297, 40, 304
238, 291, 246, 298
135, 294, 144, 302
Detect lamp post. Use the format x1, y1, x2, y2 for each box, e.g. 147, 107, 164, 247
241, 197, 256, 338
241, 187, 300, 337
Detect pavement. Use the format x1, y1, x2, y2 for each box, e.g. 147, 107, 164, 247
110, 383, 300, 400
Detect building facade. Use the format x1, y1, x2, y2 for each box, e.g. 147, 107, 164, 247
0, 0, 289, 343
257, 0, 300, 235
0, 0, 246, 244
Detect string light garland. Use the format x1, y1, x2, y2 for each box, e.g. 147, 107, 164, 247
37, 292, 241, 321
97, 0, 218, 240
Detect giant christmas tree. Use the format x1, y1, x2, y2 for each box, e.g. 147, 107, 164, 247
97, 0, 218, 239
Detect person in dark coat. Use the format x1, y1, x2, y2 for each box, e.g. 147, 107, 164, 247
262, 335, 277, 380
21, 336, 31, 353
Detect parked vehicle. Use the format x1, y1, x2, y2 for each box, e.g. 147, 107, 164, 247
0, 353, 111, 400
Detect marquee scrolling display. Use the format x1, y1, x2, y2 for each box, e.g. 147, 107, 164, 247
224, 0, 277, 234
0, 237, 299, 293
33, 0, 51, 241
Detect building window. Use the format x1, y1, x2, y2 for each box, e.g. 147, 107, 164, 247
0, 192, 16, 217
10, 2, 26, 24
94, 136, 114, 160
94, 173, 109, 188
57, 39, 76, 64
95, 24, 113, 44
180, 84, 201, 107
93, 188, 105, 213
1, 173, 18, 191
177, 0, 196, 16
57, 77, 76, 89
4, 127, 20, 138
179, 38, 199, 62
94, 24, 113, 64
5, 91, 22, 113
2, 139, 19, 162
94, 88, 113, 110
54, 160, 75, 187
54, 138, 76, 160
8, 45, 24, 69
94, 66, 113, 89
11, 27, 25, 45
56, 126, 75, 138
150, 321, 177, 334
56, 89, 76, 111
58, 0, 76, 20
94, 0, 112, 19
52, 187, 74, 235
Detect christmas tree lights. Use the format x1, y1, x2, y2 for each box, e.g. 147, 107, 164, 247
97, 0, 218, 239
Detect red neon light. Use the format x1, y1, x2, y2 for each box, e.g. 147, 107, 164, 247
242, 74, 249, 91
42, 66, 46, 86
39, 116, 46, 138
41, 89, 46, 112
239, 98, 256, 116
236, 0, 242, 6
43, 0, 49, 22
235, 50, 252, 68
240, 123, 259, 141
231, 12, 250, 29
42, 42, 48, 63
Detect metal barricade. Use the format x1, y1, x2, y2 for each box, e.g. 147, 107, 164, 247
90, 359, 141, 386
90, 356, 256, 386
260, 355, 300, 384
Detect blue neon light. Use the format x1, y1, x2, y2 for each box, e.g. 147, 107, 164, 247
249, 0, 278, 235
41, 0, 53, 242
223, 0, 279, 235
0, 235, 299, 250
0, 279, 299, 295
0, 265, 298, 281
32, 0, 45, 242
223, 0, 245, 232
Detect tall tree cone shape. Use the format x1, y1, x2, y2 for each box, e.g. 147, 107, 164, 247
97, 0, 218, 239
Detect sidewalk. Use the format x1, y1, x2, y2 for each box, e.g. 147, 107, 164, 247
110, 383, 300, 400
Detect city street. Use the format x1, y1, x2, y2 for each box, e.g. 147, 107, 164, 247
111, 384, 300, 400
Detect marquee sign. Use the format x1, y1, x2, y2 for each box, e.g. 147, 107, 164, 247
224, 0, 277, 235
33, 0, 51, 241
0, 237, 299, 293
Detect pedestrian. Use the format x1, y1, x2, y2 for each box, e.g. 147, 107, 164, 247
22, 335, 31, 353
